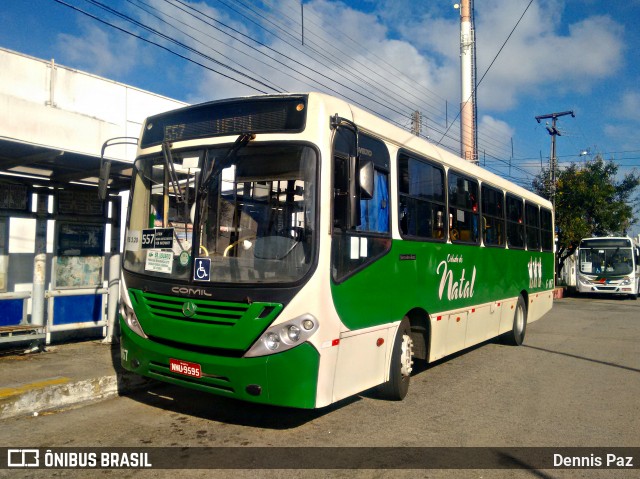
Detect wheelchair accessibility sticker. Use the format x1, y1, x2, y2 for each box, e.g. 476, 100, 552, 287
194, 258, 211, 281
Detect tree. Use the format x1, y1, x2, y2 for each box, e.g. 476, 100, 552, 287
532, 155, 640, 276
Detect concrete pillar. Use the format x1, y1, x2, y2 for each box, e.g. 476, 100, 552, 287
31, 193, 48, 328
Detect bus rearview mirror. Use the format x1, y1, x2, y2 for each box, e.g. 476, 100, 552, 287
98, 159, 111, 200
359, 159, 374, 200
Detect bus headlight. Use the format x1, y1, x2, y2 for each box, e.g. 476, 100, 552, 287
119, 278, 147, 339
265, 333, 281, 350
621, 277, 631, 285
244, 314, 318, 357
287, 325, 301, 342
120, 301, 148, 339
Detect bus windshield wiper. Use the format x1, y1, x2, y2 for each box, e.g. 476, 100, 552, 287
199, 133, 255, 195
162, 141, 186, 204
196, 133, 255, 252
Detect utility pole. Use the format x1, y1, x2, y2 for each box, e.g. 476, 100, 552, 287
535, 110, 575, 208
456, 0, 478, 163
411, 110, 422, 137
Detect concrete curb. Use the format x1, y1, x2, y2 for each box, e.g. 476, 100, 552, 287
0, 372, 151, 420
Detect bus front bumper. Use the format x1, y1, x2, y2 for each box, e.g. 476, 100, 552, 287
577, 280, 635, 294
119, 317, 320, 409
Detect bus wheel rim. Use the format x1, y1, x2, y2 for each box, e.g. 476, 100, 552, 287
516, 304, 524, 334
400, 333, 414, 377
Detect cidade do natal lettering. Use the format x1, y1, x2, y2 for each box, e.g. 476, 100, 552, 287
437, 258, 476, 301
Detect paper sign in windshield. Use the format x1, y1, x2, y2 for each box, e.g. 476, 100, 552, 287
145, 250, 173, 274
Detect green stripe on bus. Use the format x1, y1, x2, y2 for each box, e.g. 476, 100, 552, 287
332, 240, 554, 330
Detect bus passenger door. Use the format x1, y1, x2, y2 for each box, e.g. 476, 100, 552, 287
329, 122, 396, 399
329, 126, 392, 329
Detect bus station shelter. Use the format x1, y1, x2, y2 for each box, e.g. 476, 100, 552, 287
0, 47, 185, 347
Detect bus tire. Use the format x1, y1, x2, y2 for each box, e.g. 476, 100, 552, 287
503, 295, 527, 346
377, 319, 413, 401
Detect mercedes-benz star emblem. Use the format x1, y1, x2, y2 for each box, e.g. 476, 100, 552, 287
182, 301, 197, 317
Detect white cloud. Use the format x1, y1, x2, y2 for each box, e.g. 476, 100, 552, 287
468, 3, 623, 110
365, 0, 625, 112
56, 21, 141, 78
479, 115, 515, 139
592, 89, 640, 152
617, 91, 640, 122
603, 123, 640, 153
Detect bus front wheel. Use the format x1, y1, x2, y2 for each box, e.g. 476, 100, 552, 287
377, 319, 413, 401
503, 295, 527, 346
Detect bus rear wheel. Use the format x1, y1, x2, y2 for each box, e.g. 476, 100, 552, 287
377, 319, 413, 401
503, 295, 527, 346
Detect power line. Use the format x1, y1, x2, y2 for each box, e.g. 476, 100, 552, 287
56, 0, 440, 148
163, 0, 491, 156
81, 0, 282, 93
258, 0, 452, 124
53, 0, 533, 176
256, 0, 516, 156
52, 0, 272, 93
202, 0, 473, 150
127, 0, 288, 93
163, 0, 423, 126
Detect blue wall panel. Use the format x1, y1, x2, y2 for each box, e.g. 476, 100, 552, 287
0, 299, 24, 326
53, 295, 102, 325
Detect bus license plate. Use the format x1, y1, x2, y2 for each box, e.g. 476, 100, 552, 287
169, 358, 202, 378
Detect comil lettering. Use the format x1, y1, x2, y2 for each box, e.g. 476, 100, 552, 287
437, 260, 476, 301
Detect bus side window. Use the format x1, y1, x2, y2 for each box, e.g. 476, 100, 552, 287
506, 194, 524, 248
525, 201, 541, 251
481, 184, 504, 247
540, 208, 553, 252
398, 154, 445, 240
331, 132, 391, 282
448, 171, 479, 244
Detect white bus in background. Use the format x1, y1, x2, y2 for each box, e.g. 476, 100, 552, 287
576, 237, 640, 299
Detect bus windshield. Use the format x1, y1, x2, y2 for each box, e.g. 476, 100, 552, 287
578, 239, 634, 276
124, 143, 317, 284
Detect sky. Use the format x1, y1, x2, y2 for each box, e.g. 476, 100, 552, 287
1, 0, 639, 232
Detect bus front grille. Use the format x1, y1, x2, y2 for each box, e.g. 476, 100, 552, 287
134, 291, 250, 326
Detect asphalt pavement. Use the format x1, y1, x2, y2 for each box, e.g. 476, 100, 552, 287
0, 287, 623, 425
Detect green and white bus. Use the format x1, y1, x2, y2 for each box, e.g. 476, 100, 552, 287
117, 92, 554, 408
576, 237, 639, 299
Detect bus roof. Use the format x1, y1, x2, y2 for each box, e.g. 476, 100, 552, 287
579, 237, 633, 248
